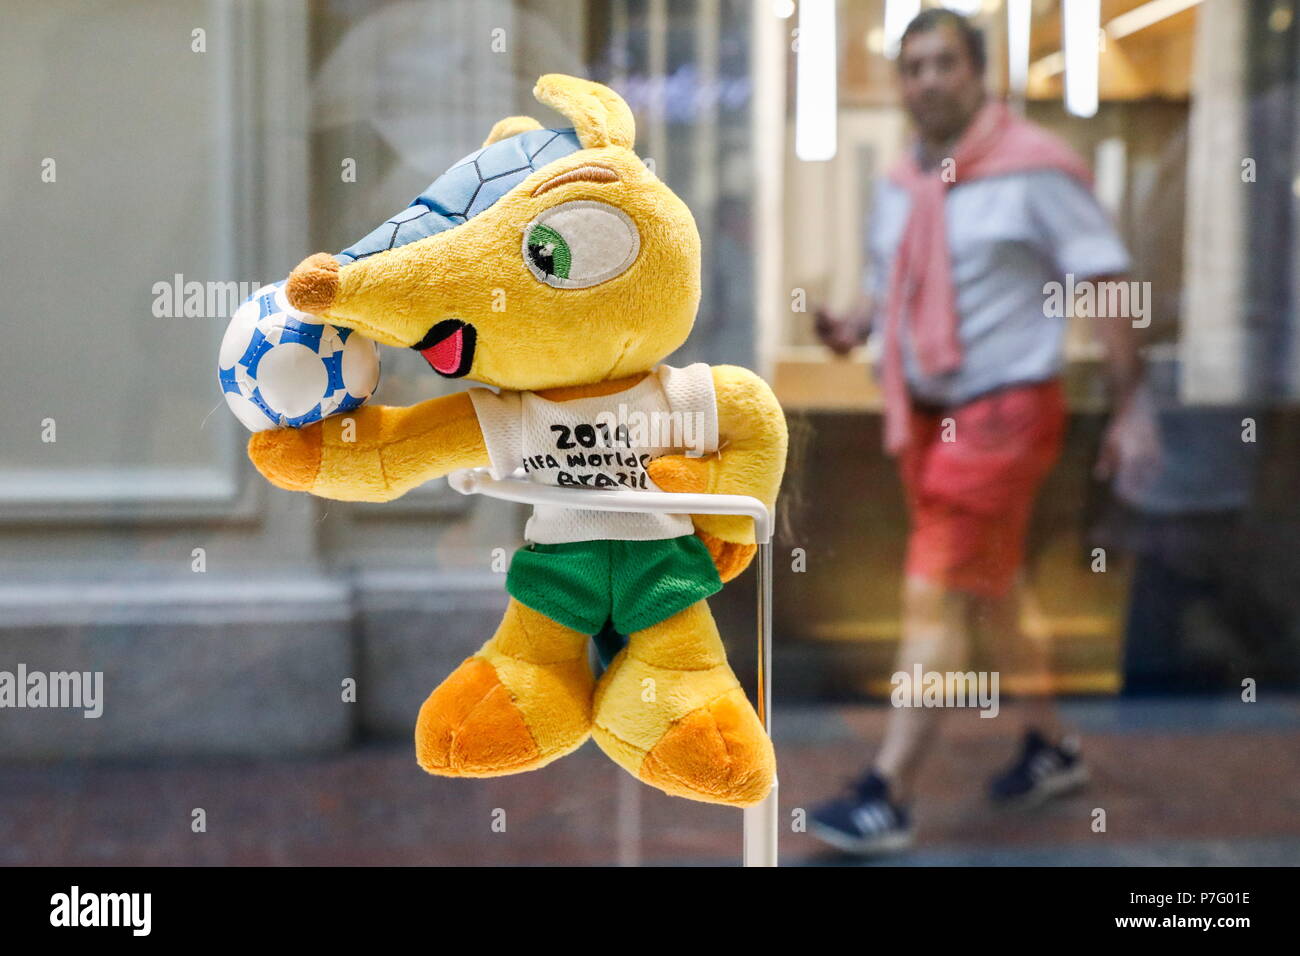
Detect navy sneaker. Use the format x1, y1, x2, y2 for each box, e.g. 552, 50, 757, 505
809, 771, 915, 856
989, 729, 1089, 807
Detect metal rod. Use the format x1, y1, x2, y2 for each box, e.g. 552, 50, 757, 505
743, 540, 778, 867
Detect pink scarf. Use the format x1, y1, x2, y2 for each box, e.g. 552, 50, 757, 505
881, 100, 1094, 454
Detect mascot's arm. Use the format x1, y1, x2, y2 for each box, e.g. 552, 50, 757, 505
247, 392, 489, 503
647, 365, 788, 582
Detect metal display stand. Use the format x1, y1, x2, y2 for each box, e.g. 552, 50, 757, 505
448, 467, 778, 867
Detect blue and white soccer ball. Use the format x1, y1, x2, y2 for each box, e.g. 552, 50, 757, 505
218, 282, 380, 432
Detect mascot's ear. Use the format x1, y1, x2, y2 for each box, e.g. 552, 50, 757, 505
533, 74, 635, 150
483, 115, 543, 148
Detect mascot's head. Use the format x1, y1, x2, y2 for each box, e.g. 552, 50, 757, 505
284, 74, 701, 391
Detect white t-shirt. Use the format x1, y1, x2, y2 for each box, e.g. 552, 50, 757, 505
868, 169, 1132, 405
467, 363, 719, 544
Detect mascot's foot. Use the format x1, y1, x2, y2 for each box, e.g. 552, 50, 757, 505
416, 600, 594, 777
591, 603, 774, 807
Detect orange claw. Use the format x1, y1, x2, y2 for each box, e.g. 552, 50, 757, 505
247, 425, 323, 493
697, 530, 757, 583
646, 453, 712, 494
648, 455, 757, 582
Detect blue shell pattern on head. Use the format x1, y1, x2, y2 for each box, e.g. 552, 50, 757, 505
336, 128, 583, 265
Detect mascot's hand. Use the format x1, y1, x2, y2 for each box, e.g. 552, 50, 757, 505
248, 423, 323, 493
647, 454, 758, 583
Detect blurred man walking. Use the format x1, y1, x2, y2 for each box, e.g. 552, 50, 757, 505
812, 8, 1154, 856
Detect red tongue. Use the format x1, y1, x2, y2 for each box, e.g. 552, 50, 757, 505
421, 326, 463, 374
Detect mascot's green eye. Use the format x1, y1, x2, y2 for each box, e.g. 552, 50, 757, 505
521, 200, 641, 289
526, 224, 571, 280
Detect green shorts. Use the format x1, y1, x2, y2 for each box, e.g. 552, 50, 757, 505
506, 534, 723, 636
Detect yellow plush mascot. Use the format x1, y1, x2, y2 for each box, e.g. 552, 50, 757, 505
249, 75, 787, 807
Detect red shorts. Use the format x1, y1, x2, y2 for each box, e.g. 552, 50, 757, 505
899, 380, 1066, 597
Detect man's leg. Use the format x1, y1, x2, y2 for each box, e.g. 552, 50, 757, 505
977, 577, 1089, 805
874, 575, 972, 802
808, 573, 968, 854
973, 577, 1063, 740
810, 406, 956, 854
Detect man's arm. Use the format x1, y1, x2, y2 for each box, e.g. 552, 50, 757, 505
817, 181, 890, 356
814, 297, 873, 356
1084, 273, 1144, 403
1076, 273, 1159, 482
1025, 170, 1158, 483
